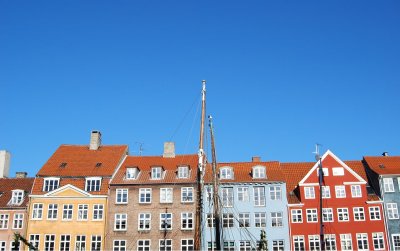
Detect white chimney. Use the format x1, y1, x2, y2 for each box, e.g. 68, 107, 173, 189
163, 142, 175, 158
90, 131, 102, 150
0, 150, 11, 178
16, 172, 27, 178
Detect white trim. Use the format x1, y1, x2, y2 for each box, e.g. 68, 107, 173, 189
343, 181, 367, 185
110, 153, 128, 181
298, 183, 319, 187
288, 203, 304, 207
366, 200, 383, 204
29, 184, 107, 198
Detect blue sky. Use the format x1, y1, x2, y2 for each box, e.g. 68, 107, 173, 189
1, 1, 399, 176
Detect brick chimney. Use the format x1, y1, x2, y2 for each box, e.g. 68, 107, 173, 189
252, 156, 261, 162
0, 150, 10, 178
16, 172, 27, 178
163, 142, 175, 158
89, 131, 102, 150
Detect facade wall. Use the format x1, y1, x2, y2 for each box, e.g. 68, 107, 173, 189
0, 209, 28, 250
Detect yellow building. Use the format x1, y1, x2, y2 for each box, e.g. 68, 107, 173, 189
26, 131, 127, 250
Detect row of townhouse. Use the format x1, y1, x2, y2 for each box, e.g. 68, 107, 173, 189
0, 131, 400, 250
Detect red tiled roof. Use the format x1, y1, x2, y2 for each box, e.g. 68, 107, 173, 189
31, 177, 111, 195
204, 161, 285, 183
0, 178, 34, 208
111, 154, 198, 185
363, 156, 400, 175
37, 145, 128, 177
345, 160, 380, 201
280, 162, 314, 204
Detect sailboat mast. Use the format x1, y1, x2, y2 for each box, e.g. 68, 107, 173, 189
209, 115, 222, 251
315, 145, 325, 251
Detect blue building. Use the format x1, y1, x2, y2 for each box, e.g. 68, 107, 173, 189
201, 157, 290, 251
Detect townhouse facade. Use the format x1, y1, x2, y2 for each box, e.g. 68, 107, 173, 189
105, 142, 199, 251
282, 150, 388, 251
202, 157, 290, 251
363, 155, 400, 250
25, 131, 128, 251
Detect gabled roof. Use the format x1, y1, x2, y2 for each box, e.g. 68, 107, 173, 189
0, 178, 34, 208
363, 156, 400, 175
37, 144, 128, 177
204, 161, 285, 183
111, 154, 198, 185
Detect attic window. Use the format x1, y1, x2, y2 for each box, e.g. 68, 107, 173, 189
252, 165, 266, 179
59, 162, 67, 168
126, 167, 140, 179
151, 167, 163, 180
9, 190, 24, 205
379, 164, 385, 169
95, 162, 102, 168
220, 167, 234, 179
177, 166, 189, 179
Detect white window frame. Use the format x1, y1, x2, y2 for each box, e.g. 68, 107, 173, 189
356, 233, 369, 251
47, 203, 58, 220
392, 234, 400, 251
221, 187, 233, 207
85, 177, 102, 192
238, 213, 250, 228
29, 235, 40, 250
271, 211, 283, 227
291, 209, 303, 223
220, 167, 233, 179
321, 186, 331, 198
304, 187, 315, 199
351, 185, 362, 198
206, 213, 215, 228
353, 207, 365, 221
12, 213, 23, 229
151, 167, 163, 180
60, 234, 71, 251
138, 213, 151, 231
332, 167, 344, 176
78, 204, 89, 221
44, 234, 55, 251
43, 177, 60, 192
322, 208, 334, 222
0, 241, 5, 251
160, 213, 172, 230
306, 208, 318, 223
254, 212, 266, 227
32, 203, 43, 220
126, 167, 139, 179
293, 236, 305, 251
10, 189, 24, 205
237, 187, 249, 202
178, 166, 189, 179
113, 240, 126, 251
137, 239, 151, 251
369, 206, 381, 220
335, 185, 346, 198
62, 204, 73, 221
324, 234, 337, 251
337, 208, 349, 222
252, 165, 266, 179
309, 235, 320, 251
0, 214, 9, 229
91, 235, 102, 251
222, 213, 234, 228
387, 203, 399, 219
340, 233, 352, 251
181, 239, 194, 251
272, 240, 285, 251
160, 188, 173, 203
254, 186, 265, 206
139, 188, 152, 203
383, 178, 395, 192
75, 235, 86, 251
270, 185, 282, 200
372, 232, 385, 250
114, 213, 127, 231
116, 188, 129, 204
159, 239, 172, 251
93, 204, 104, 220
181, 212, 193, 230
181, 187, 194, 203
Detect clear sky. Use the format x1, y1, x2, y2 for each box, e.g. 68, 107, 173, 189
1, 1, 399, 177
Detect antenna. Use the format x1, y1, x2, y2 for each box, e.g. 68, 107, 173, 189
134, 142, 146, 156
313, 143, 322, 161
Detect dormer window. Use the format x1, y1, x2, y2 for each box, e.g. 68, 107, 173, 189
178, 166, 189, 179
252, 165, 266, 179
85, 177, 102, 192
151, 167, 163, 180
220, 167, 234, 180
9, 190, 24, 205
126, 167, 140, 179
43, 178, 60, 192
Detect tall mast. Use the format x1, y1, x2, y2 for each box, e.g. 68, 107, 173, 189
315, 144, 325, 251
195, 80, 206, 250
209, 115, 222, 251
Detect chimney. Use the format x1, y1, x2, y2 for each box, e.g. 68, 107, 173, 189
252, 156, 261, 162
382, 152, 389, 157
16, 172, 27, 178
89, 131, 102, 150
0, 150, 11, 178
163, 142, 175, 158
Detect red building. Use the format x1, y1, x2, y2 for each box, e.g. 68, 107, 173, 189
282, 150, 388, 251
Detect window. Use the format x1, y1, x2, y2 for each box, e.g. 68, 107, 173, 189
332, 167, 344, 176
337, 208, 349, 221
306, 209, 318, 222
47, 204, 58, 220
239, 241, 252, 251
43, 178, 59, 192
340, 234, 352, 251
205, 186, 212, 202
372, 232, 385, 250
139, 188, 152, 203
221, 187, 233, 207
113, 240, 126, 251
322, 186, 331, 198
351, 185, 362, 197
356, 233, 369, 251
392, 234, 400, 250
116, 188, 128, 204
181, 212, 193, 230
220, 167, 233, 179
138, 213, 151, 230
62, 204, 73, 220
383, 178, 395, 192
387, 203, 399, 219
353, 207, 365, 221
93, 204, 104, 220
160, 188, 173, 203
324, 234, 336, 251
12, 213, 23, 229
159, 239, 172, 251
32, 203, 43, 219
178, 166, 189, 178
76, 235, 86, 251
322, 208, 334, 222
138, 240, 151, 251
254, 212, 266, 227
208, 242, 216, 251
304, 187, 315, 199
10, 241, 20, 251
270, 185, 282, 200
181, 187, 194, 203
223, 241, 235, 251
151, 167, 163, 179
78, 204, 88, 220
252, 165, 266, 178
44, 235, 55, 251
239, 213, 250, 227
29, 235, 40, 251
85, 177, 101, 192
309, 235, 320, 251
369, 206, 381, 220
237, 187, 249, 202
10, 190, 24, 205
291, 209, 302, 223
293, 236, 305, 251
271, 212, 283, 227
91, 235, 102, 251
335, 186, 346, 198
160, 213, 172, 230
254, 187, 265, 206
115, 213, 127, 231
126, 167, 140, 179
272, 240, 284, 251
181, 239, 194, 251
0, 241, 5, 251
0, 214, 9, 229
207, 214, 215, 228
60, 235, 70, 251
222, 213, 234, 228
